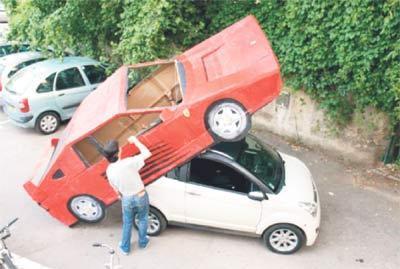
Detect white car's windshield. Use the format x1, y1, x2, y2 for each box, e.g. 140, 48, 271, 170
213, 136, 284, 192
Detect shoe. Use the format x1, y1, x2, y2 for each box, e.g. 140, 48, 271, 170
119, 242, 130, 255
119, 246, 129, 256
139, 237, 150, 249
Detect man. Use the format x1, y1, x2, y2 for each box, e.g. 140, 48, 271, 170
103, 136, 152, 255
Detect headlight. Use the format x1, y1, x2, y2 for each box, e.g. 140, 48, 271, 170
298, 202, 317, 217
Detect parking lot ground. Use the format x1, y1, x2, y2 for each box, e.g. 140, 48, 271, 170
0, 109, 399, 269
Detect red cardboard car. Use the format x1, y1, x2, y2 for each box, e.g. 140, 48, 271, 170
24, 15, 282, 226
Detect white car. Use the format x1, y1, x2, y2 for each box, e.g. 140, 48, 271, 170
133, 135, 321, 254
0, 51, 45, 105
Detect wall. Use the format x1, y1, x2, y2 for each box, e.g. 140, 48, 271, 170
253, 89, 391, 165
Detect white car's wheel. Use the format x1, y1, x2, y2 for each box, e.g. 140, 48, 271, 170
133, 207, 167, 236
68, 195, 105, 223
263, 224, 305, 254
36, 112, 60, 135
206, 100, 250, 142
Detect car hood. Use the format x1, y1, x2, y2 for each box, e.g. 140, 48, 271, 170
278, 152, 315, 203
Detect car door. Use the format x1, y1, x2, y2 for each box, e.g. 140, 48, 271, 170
145, 167, 187, 223
81, 64, 107, 91
184, 157, 262, 233
54, 66, 91, 118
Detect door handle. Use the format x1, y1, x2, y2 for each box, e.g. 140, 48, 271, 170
187, 191, 201, 196
58, 93, 65, 96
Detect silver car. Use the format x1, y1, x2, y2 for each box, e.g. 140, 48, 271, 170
2, 56, 107, 134
0, 51, 46, 103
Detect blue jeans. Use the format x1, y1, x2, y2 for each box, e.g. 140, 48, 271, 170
120, 192, 149, 253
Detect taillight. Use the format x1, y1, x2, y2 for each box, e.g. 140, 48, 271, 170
19, 98, 30, 113
0, 81, 2, 92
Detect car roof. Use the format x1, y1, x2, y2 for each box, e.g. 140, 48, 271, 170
16, 56, 100, 80
0, 51, 43, 66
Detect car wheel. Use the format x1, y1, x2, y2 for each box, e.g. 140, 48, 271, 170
68, 195, 105, 223
263, 224, 305, 254
205, 99, 251, 142
35, 112, 60, 135
133, 207, 167, 236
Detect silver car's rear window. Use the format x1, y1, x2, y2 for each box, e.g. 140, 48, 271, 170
6, 68, 36, 95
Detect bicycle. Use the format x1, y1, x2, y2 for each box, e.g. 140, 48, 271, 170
0, 218, 18, 269
92, 243, 122, 269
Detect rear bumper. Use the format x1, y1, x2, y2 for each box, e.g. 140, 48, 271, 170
23, 181, 78, 226
3, 105, 35, 127
23, 181, 48, 205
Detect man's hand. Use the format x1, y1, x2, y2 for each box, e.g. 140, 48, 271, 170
128, 135, 152, 160
128, 135, 139, 144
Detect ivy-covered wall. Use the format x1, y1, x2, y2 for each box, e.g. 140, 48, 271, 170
3, 0, 400, 127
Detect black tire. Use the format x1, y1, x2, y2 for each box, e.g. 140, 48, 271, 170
1, 253, 17, 269
205, 99, 251, 142
133, 207, 167, 236
67, 195, 106, 224
35, 111, 60, 135
262, 224, 305, 255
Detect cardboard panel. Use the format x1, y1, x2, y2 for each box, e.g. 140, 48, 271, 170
127, 63, 182, 109
74, 113, 162, 166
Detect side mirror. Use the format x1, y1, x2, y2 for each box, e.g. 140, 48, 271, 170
248, 191, 265, 201
51, 138, 59, 147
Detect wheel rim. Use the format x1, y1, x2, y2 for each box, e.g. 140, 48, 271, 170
40, 115, 58, 133
70, 196, 103, 221
135, 211, 160, 234
209, 103, 247, 140
269, 228, 299, 252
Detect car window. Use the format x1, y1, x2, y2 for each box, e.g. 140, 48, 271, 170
82, 65, 107, 84
188, 158, 251, 194
56, 67, 85, 90
9, 58, 45, 78
236, 137, 283, 192
3, 45, 13, 54
127, 62, 183, 109
37, 73, 56, 93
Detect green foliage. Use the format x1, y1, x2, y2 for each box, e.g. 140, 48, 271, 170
116, 0, 206, 63
3, 0, 400, 126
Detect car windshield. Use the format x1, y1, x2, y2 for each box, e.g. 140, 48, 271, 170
213, 136, 284, 192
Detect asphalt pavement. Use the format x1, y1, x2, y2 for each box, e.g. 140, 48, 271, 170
0, 109, 399, 269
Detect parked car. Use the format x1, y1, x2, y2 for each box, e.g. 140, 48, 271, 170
2, 56, 107, 134
23, 15, 282, 226
0, 43, 29, 57
78, 135, 322, 254
0, 51, 46, 103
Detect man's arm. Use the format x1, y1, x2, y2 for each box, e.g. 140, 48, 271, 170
128, 136, 152, 160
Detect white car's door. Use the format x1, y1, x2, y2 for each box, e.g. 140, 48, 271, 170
146, 168, 186, 223
184, 158, 262, 233
54, 67, 91, 118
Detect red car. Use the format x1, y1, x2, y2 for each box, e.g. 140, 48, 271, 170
24, 15, 282, 226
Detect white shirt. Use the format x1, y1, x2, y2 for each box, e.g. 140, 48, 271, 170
106, 156, 146, 196
106, 137, 152, 196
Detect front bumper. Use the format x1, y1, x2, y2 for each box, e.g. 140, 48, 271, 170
304, 201, 321, 246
